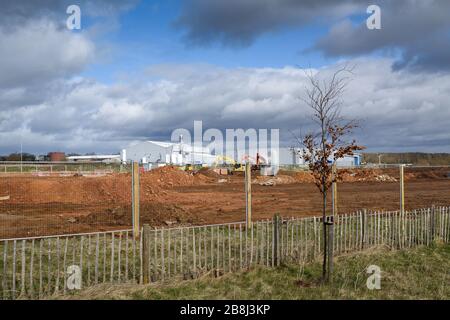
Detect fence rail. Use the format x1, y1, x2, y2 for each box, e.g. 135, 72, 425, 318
1, 206, 449, 299
0, 161, 129, 175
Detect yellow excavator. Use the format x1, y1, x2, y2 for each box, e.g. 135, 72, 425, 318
212, 155, 245, 172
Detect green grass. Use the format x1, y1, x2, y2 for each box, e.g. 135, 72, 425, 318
60, 243, 450, 300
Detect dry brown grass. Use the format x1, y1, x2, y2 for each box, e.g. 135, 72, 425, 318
54, 243, 450, 300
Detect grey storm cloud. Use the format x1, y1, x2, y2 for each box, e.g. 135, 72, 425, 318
0, 0, 138, 26
1, 60, 450, 154
175, 0, 450, 72
174, 0, 363, 47
311, 0, 450, 72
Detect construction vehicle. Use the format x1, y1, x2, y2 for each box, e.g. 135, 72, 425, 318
213, 153, 272, 174
213, 155, 245, 173
254, 152, 268, 170
242, 153, 268, 171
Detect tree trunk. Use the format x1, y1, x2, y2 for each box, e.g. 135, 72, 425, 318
327, 217, 334, 282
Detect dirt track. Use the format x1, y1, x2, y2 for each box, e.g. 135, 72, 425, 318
0, 166, 449, 238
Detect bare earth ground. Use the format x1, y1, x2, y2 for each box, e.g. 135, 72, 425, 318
0, 166, 449, 238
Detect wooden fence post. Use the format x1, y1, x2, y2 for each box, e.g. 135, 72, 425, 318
142, 224, 150, 284
389, 212, 394, 249
430, 205, 436, 242
132, 161, 140, 238
245, 162, 252, 229
361, 210, 366, 250
400, 165, 405, 215
332, 164, 338, 216
272, 215, 280, 267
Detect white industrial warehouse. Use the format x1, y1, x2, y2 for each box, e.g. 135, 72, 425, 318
121, 140, 361, 167
121, 140, 216, 166
278, 148, 361, 167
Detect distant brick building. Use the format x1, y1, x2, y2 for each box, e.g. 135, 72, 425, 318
48, 152, 66, 162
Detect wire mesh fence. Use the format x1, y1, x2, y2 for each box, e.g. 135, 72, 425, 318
1, 163, 449, 239
0, 161, 128, 175
0, 164, 133, 238
1, 206, 448, 300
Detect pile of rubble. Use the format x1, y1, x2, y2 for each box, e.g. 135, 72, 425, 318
254, 175, 297, 186
338, 169, 397, 182
141, 166, 215, 188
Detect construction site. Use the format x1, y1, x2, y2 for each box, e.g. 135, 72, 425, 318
2, 0, 450, 305
0, 164, 449, 239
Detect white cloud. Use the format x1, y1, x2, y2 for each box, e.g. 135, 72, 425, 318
1, 59, 449, 154
0, 19, 94, 88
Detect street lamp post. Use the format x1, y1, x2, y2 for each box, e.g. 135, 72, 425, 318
20, 141, 23, 173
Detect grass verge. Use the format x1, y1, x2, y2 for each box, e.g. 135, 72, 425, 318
57, 243, 450, 300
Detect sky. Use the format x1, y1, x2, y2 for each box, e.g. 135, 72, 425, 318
1, 0, 450, 155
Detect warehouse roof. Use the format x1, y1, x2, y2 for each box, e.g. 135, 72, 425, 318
146, 140, 174, 148
127, 140, 210, 154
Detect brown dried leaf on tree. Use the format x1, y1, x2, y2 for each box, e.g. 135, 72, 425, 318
303, 122, 364, 193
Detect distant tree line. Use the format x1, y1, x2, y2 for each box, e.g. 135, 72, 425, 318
363, 153, 450, 166
0, 153, 36, 161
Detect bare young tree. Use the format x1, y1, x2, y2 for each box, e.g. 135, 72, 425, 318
300, 65, 364, 282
